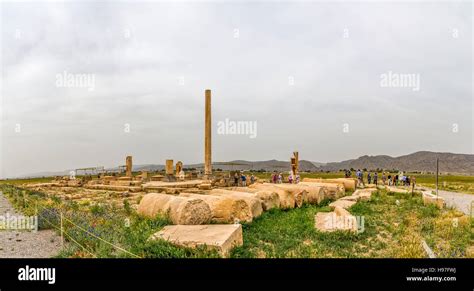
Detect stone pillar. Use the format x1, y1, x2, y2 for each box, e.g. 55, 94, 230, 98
204, 89, 212, 176
293, 151, 299, 174
165, 159, 174, 175
126, 156, 133, 177
291, 151, 299, 177
175, 161, 183, 175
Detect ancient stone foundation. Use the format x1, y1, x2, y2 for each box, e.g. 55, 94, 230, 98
149, 224, 243, 257
422, 191, 445, 209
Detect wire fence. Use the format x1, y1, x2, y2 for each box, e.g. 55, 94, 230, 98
20, 192, 142, 258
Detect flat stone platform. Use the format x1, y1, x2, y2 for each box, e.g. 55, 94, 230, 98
143, 180, 203, 189
149, 224, 243, 257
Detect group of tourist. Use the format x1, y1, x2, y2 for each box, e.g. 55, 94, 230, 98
384, 173, 415, 187
270, 171, 300, 184
354, 169, 416, 187
234, 172, 255, 187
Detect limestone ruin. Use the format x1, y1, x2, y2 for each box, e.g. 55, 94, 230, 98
126, 156, 132, 177
22, 89, 407, 257
204, 89, 212, 178
149, 224, 243, 258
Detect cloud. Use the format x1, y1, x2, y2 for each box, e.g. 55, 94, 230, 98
0, 1, 472, 178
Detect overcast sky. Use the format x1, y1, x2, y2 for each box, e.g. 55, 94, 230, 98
1, 0, 472, 178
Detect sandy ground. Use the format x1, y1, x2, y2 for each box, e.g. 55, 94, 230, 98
0, 193, 63, 258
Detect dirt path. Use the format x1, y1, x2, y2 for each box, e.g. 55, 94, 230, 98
417, 187, 473, 216
0, 193, 63, 258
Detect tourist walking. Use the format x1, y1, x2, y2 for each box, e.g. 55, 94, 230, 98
241, 173, 247, 187
368, 172, 372, 184
373, 172, 378, 185
234, 172, 239, 186
356, 169, 364, 186
272, 172, 278, 183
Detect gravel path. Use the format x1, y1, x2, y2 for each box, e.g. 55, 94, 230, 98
0, 193, 63, 258
417, 187, 474, 216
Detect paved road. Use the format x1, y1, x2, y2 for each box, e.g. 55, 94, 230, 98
0, 193, 62, 258
417, 187, 473, 216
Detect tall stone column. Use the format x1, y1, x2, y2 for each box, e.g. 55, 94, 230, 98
291, 151, 299, 177
293, 151, 299, 174
126, 156, 133, 177
204, 89, 212, 176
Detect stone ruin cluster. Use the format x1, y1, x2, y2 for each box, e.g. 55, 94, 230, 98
138, 176, 362, 256
23, 89, 447, 257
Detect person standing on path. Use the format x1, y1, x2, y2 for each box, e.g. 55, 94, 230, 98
234, 172, 240, 186
241, 173, 247, 187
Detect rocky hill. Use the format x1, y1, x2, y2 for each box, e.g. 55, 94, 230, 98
318, 151, 474, 174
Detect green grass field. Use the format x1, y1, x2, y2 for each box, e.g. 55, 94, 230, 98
1, 184, 471, 258
2, 170, 473, 193
248, 171, 474, 194
0, 177, 54, 185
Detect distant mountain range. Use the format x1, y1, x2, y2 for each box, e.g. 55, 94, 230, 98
318, 151, 474, 174
13, 151, 474, 178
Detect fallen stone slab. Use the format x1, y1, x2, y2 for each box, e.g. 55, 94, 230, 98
149, 224, 243, 257
329, 199, 356, 210
357, 191, 372, 202
333, 205, 351, 217
350, 188, 378, 202
24, 183, 61, 188
339, 195, 359, 202
422, 192, 445, 209
386, 186, 409, 194
143, 180, 203, 189
109, 180, 132, 186
314, 212, 358, 233
199, 183, 212, 190
84, 184, 142, 192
